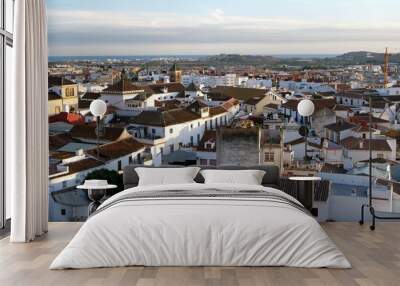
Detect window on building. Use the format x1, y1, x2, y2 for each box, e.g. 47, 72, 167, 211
190, 136, 193, 146
65, 87, 75, 97
197, 134, 200, 145
170, 145, 174, 153
61, 209, 66, 216
129, 156, 133, 165
1, 0, 15, 229
199, 159, 208, 166
152, 128, 156, 134
209, 159, 217, 166
62, 181, 67, 188
264, 152, 275, 162
169, 128, 173, 134
118, 160, 122, 171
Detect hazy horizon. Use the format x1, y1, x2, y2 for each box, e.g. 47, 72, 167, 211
47, 0, 400, 56
47, 53, 341, 62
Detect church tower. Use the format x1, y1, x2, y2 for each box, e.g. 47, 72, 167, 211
169, 63, 182, 83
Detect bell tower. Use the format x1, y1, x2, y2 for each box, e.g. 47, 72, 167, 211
169, 63, 182, 83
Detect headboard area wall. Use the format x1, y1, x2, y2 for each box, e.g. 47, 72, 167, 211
123, 165, 280, 190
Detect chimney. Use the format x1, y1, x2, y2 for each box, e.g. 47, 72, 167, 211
201, 107, 210, 118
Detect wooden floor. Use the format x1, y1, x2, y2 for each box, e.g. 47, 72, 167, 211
0, 222, 399, 286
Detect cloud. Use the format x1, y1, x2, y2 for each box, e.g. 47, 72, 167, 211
209, 9, 225, 24
47, 8, 400, 55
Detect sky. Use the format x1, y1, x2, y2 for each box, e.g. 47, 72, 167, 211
47, 0, 400, 56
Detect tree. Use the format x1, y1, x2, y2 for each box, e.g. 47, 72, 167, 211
84, 169, 124, 196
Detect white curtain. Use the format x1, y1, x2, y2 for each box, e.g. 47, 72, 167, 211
8, 0, 49, 242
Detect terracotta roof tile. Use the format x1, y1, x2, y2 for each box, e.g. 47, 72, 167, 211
147, 82, 185, 94
49, 112, 85, 125
48, 91, 62, 101
282, 99, 337, 113
49, 133, 73, 150
340, 136, 392, 151
222, 98, 240, 110
325, 121, 357, 132
70, 125, 128, 141
86, 137, 145, 161
209, 106, 227, 117
131, 109, 200, 127
48, 76, 75, 87
244, 96, 265, 105
81, 92, 101, 100
210, 86, 267, 101
103, 79, 142, 93
66, 158, 104, 175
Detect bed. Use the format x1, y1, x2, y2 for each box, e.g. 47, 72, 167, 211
50, 166, 351, 269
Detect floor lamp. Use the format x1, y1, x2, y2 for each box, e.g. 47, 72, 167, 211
89, 99, 107, 159
359, 95, 400, 230
297, 99, 315, 161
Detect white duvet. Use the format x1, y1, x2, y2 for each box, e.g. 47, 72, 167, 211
50, 183, 351, 269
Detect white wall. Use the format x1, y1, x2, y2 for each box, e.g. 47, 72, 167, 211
323, 148, 343, 164
279, 81, 335, 93
290, 142, 320, 160
345, 149, 394, 167
181, 74, 237, 87
336, 95, 366, 107
132, 106, 238, 159
376, 87, 400, 96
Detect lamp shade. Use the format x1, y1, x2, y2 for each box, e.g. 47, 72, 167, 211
90, 99, 107, 117
297, 99, 315, 117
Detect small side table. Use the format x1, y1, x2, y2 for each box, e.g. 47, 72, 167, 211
77, 184, 117, 215
289, 177, 321, 211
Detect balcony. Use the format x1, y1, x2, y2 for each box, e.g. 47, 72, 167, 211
283, 160, 321, 174
134, 134, 166, 145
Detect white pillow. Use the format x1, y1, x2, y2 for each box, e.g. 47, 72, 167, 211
200, 169, 266, 185
136, 167, 200, 186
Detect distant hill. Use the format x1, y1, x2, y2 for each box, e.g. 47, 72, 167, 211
330, 51, 400, 65
204, 54, 280, 66
201, 52, 400, 68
